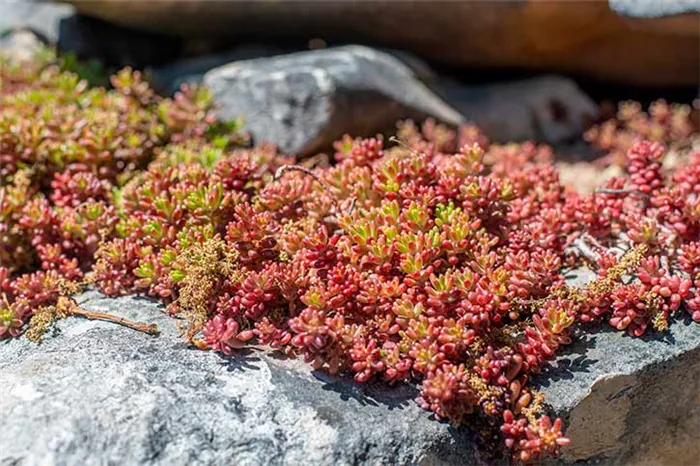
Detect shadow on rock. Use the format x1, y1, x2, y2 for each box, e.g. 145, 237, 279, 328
215, 348, 262, 373
312, 370, 418, 410
537, 335, 598, 388
538, 354, 598, 387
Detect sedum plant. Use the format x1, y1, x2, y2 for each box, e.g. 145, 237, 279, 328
585, 99, 698, 166
1, 50, 699, 464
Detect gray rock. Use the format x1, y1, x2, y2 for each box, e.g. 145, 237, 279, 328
0, 290, 482, 466
609, 0, 700, 18
538, 318, 700, 465
0, 0, 73, 44
608, 0, 700, 36
534, 269, 700, 465
435, 76, 597, 144
200, 44, 595, 150
203, 45, 464, 156
1, 274, 698, 465
149, 44, 437, 96
0, 29, 45, 62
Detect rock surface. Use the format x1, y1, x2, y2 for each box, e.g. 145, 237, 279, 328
0, 0, 73, 43
435, 76, 597, 144
203, 45, 464, 156
609, 0, 700, 36
0, 29, 46, 62
610, 0, 700, 18
1, 278, 699, 465
149, 45, 436, 96
540, 317, 700, 465
202, 46, 598, 154
0, 290, 481, 466
64, 0, 699, 86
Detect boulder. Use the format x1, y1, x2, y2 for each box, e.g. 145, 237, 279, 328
609, 0, 700, 36
64, 0, 699, 86
0, 0, 73, 44
435, 76, 597, 145
0, 290, 483, 466
540, 317, 700, 465
610, 0, 699, 18
150, 45, 438, 96
1, 276, 699, 465
203, 45, 464, 156
202, 46, 598, 154
0, 29, 46, 62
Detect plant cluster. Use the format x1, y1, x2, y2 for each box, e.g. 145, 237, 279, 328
585, 99, 698, 166
1, 53, 699, 463
1, 52, 246, 334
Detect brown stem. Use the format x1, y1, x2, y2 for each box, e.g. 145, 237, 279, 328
274, 164, 332, 193
274, 164, 350, 214
389, 136, 421, 156
68, 307, 159, 335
